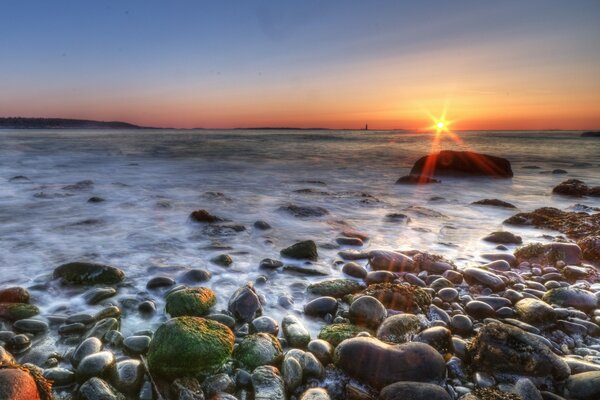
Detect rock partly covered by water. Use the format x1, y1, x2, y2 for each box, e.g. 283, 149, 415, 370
334, 336, 446, 389
147, 316, 234, 378
228, 283, 263, 322
53, 261, 125, 285
468, 322, 570, 386
505, 207, 600, 239
407, 150, 514, 178
472, 199, 517, 208
552, 179, 600, 197
280, 240, 318, 260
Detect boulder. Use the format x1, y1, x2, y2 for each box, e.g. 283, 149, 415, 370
564, 371, 600, 400
334, 337, 446, 389
468, 322, 570, 385
147, 316, 234, 378
360, 283, 432, 312
53, 262, 125, 285
505, 207, 600, 239
542, 287, 598, 313
0, 368, 43, 400
408, 150, 513, 178
165, 287, 216, 317
318, 323, 368, 347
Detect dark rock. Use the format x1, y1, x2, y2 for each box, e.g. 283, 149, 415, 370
254, 220, 272, 230
233, 333, 282, 370
505, 207, 600, 239
376, 314, 420, 344
211, 254, 233, 267
71, 337, 103, 367
542, 287, 598, 312
365, 270, 396, 285
450, 314, 473, 335
396, 175, 440, 184
53, 262, 125, 285
408, 150, 513, 178
472, 199, 517, 208
336, 236, 364, 246
465, 301, 496, 319
414, 326, 453, 355
577, 235, 600, 263
463, 267, 505, 291
251, 316, 279, 335
181, 269, 212, 282
334, 337, 446, 389
146, 276, 175, 289
361, 283, 432, 312
279, 204, 329, 218
64, 180, 94, 190
483, 231, 522, 245
469, 322, 570, 385
342, 262, 368, 278
0, 303, 39, 321
190, 209, 223, 223
83, 287, 117, 304
281, 240, 318, 260
13, 319, 48, 334
384, 213, 411, 223
79, 377, 124, 400
251, 366, 285, 400
552, 169, 568, 174
564, 371, 600, 400
202, 373, 235, 397
304, 297, 338, 317
123, 335, 151, 355
307, 279, 365, 298
259, 258, 284, 269
228, 283, 262, 323
283, 264, 329, 276
379, 381, 451, 400
44, 367, 75, 387
110, 359, 144, 395
552, 179, 591, 197
87, 196, 105, 203
307, 339, 334, 365
515, 298, 556, 327
349, 295, 387, 329
282, 315, 311, 348
581, 131, 600, 137
76, 351, 116, 380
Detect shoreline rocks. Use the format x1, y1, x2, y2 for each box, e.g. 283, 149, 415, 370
407, 150, 513, 178
53, 262, 125, 285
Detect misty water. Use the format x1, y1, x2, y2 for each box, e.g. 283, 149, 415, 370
1, 129, 599, 337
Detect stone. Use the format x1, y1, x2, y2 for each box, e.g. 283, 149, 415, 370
318, 323, 367, 347
577, 235, 600, 263
86, 318, 120, 341
190, 209, 223, 223
542, 287, 598, 313
360, 283, 432, 312
472, 199, 516, 208
259, 258, 284, 269
515, 298, 556, 327
13, 319, 48, 334
414, 326, 454, 355
505, 207, 600, 240
376, 314, 421, 344
251, 366, 286, 400
233, 333, 282, 370
408, 150, 513, 178
564, 371, 600, 400
468, 322, 570, 385
552, 179, 591, 197
300, 388, 331, 400
181, 269, 212, 282
228, 283, 262, 322
304, 297, 338, 317
342, 262, 368, 278
202, 373, 235, 397
0, 287, 30, 303
483, 231, 522, 245
307, 339, 334, 365
211, 254, 233, 267
146, 276, 175, 289
348, 295, 387, 329
462, 267, 505, 291
282, 356, 303, 391
77, 351, 116, 380
368, 250, 415, 272
465, 301, 496, 319
72, 337, 103, 367
334, 337, 446, 389
251, 316, 279, 335
254, 220, 272, 230
0, 303, 39, 321
279, 204, 329, 218
307, 279, 365, 298
450, 314, 473, 335
165, 287, 216, 317
396, 175, 440, 184
123, 335, 151, 355
44, 367, 75, 387
0, 369, 43, 400
280, 240, 318, 260
110, 359, 144, 394
147, 316, 234, 378
514, 377, 542, 400
171, 377, 205, 400
79, 377, 125, 400
53, 262, 125, 285
83, 287, 117, 304
379, 381, 451, 400
282, 315, 310, 348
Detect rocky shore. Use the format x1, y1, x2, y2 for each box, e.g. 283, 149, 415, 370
1, 168, 600, 400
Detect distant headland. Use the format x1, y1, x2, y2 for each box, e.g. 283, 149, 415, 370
0, 117, 148, 129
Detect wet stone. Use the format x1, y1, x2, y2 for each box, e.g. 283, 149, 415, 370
13, 319, 48, 334
78, 377, 124, 400
146, 276, 176, 289
76, 351, 116, 380
43, 367, 75, 387
71, 337, 103, 367
83, 287, 117, 304
304, 296, 338, 317
342, 262, 367, 278
181, 269, 212, 282
123, 335, 151, 355
110, 359, 144, 395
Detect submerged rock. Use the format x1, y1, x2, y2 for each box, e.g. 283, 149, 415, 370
468, 322, 570, 385
482, 231, 522, 245
53, 262, 125, 285
147, 316, 234, 378
395, 175, 440, 184
334, 337, 446, 389
552, 179, 600, 197
408, 150, 513, 178
279, 204, 329, 218
472, 199, 517, 208
165, 287, 216, 317
280, 240, 318, 260
190, 209, 224, 223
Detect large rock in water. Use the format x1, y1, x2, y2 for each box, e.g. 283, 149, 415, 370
53, 262, 125, 285
505, 207, 600, 239
468, 322, 570, 386
407, 150, 513, 178
147, 316, 234, 378
165, 287, 216, 317
334, 337, 446, 389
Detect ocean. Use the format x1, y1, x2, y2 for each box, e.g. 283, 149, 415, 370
1, 129, 599, 335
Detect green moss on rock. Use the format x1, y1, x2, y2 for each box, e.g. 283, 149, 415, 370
233, 333, 283, 370
0, 303, 40, 321
165, 287, 216, 317
147, 316, 234, 378
307, 279, 365, 298
318, 323, 369, 347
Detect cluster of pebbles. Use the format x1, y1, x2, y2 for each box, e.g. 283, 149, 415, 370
1, 192, 600, 400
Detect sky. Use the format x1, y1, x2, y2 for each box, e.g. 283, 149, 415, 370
1, 1, 599, 130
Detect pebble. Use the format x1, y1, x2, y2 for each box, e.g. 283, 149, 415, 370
123, 335, 151, 355
146, 276, 176, 289
13, 319, 49, 334
341, 262, 367, 278
76, 351, 116, 380
304, 297, 338, 317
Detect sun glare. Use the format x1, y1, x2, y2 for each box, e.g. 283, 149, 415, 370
436, 121, 445, 129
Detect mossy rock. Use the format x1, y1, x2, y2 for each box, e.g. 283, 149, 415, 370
361, 283, 431, 313
53, 262, 125, 285
281, 240, 318, 260
233, 333, 283, 370
147, 316, 234, 378
307, 279, 365, 298
165, 288, 216, 317
0, 303, 40, 321
318, 323, 370, 347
